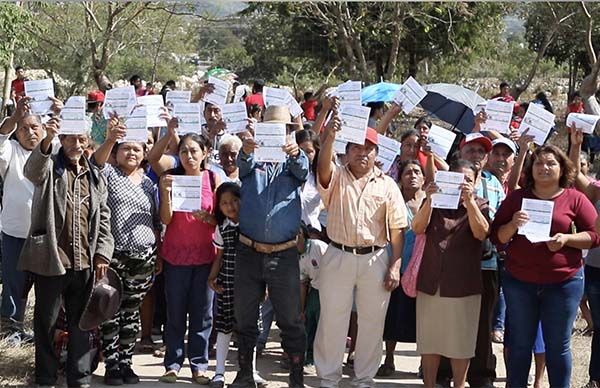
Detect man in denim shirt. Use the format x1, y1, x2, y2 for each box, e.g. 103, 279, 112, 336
231, 107, 309, 388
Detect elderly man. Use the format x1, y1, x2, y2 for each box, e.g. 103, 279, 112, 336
209, 134, 242, 184
0, 97, 60, 343
315, 106, 407, 388
230, 110, 309, 388
19, 116, 114, 388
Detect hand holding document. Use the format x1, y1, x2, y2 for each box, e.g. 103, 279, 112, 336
25, 79, 55, 115
137, 95, 166, 128
222, 102, 249, 134
376, 135, 400, 173
60, 96, 88, 135
393, 76, 427, 114
335, 81, 362, 106
123, 105, 149, 143
173, 103, 203, 135
431, 171, 464, 210
204, 76, 230, 107
171, 176, 202, 212
338, 104, 371, 145
518, 198, 554, 243
254, 123, 287, 163
104, 86, 137, 119
482, 100, 514, 133
567, 113, 600, 134
519, 103, 556, 145
427, 124, 456, 159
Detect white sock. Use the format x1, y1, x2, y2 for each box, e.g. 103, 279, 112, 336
252, 346, 260, 377
216, 332, 232, 376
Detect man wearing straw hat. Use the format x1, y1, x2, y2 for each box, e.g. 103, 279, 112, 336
231, 105, 308, 388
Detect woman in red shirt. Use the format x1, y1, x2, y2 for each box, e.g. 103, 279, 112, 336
491, 145, 600, 387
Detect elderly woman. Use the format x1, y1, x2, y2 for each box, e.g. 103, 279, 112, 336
491, 145, 600, 388
412, 159, 490, 388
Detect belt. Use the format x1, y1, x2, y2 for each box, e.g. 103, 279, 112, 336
239, 234, 297, 254
330, 241, 383, 255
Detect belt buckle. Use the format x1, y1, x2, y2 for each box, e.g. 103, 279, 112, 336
352, 247, 358, 255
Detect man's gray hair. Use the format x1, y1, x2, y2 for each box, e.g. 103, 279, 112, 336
219, 134, 242, 151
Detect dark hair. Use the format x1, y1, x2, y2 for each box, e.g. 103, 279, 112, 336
366, 101, 385, 117
572, 91, 581, 99
400, 128, 420, 142
248, 103, 262, 117
165, 80, 176, 88
524, 145, 575, 189
450, 158, 479, 176
500, 82, 509, 89
215, 182, 241, 225
129, 75, 141, 84
534, 92, 553, 113
414, 116, 432, 130
345, 142, 379, 155
253, 79, 265, 93
295, 129, 320, 181
398, 159, 424, 186
170, 133, 211, 174
15, 65, 23, 71
303, 92, 313, 101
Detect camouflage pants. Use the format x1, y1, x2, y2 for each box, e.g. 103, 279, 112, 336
101, 252, 155, 369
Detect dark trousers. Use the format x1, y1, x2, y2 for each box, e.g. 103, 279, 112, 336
305, 287, 320, 364
34, 269, 92, 387
438, 270, 498, 386
586, 265, 600, 382
163, 262, 213, 372
0, 233, 28, 326
234, 242, 306, 358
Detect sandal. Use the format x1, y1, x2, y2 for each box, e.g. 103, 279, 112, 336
159, 370, 178, 383
376, 364, 395, 377
209, 374, 225, 388
491, 330, 504, 344
192, 373, 211, 385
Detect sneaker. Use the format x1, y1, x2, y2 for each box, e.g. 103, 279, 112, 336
527, 374, 534, 386
121, 366, 140, 384
491, 329, 504, 344
253, 372, 267, 388
104, 367, 124, 386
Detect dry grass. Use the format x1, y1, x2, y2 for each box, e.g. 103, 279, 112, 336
0, 337, 35, 387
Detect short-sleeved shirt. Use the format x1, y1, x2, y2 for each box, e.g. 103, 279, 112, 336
245, 93, 264, 109
299, 239, 328, 290
301, 100, 318, 121
318, 164, 408, 247
477, 170, 506, 270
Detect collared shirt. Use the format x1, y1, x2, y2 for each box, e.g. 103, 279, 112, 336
318, 164, 408, 247
58, 158, 91, 270
238, 150, 309, 244
477, 170, 506, 270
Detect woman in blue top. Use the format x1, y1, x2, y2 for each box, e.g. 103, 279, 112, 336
377, 160, 426, 376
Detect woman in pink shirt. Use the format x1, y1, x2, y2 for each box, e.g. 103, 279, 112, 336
157, 133, 220, 384
491, 145, 600, 387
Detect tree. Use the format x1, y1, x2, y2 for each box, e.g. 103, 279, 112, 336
578, 2, 600, 116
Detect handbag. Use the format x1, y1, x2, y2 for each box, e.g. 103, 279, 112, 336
401, 233, 426, 298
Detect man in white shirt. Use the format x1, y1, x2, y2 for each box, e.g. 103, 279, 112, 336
0, 97, 60, 342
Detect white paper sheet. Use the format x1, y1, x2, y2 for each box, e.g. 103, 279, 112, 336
518, 198, 554, 242
519, 103, 556, 145
254, 123, 287, 163
222, 102, 248, 134
393, 76, 427, 114
336, 81, 362, 106
431, 171, 464, 210
171, 175, 202, 212
122, 105, 149, 143
567, 113, 600, 135
483, 100, 514, 133
137, 95, 166, 128
103, 86, 137, 119
173, 103, 203, 135
24, 79, 55, 115
286, 94, 303, 118
233, 85, 246, 103
376, 134, 400, 173
338, 104, 371, 145
60, 96, 88, 135
204, 76, 230, 107
427, 124, 456, 159
263, 87, 289, 107
165, 90, 191, 107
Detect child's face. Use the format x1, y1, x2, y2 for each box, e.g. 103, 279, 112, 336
219, 191, 240, 220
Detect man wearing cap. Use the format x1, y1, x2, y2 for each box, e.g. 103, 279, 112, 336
231, 105, 309, 388
0, 97, 62, 344
315, 113, 407, 388
87, 90, 106, 144
19, 114, 114, 388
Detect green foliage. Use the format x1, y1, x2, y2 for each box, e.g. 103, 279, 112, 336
0, 3, 36, 66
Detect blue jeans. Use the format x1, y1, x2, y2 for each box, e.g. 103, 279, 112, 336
503, 267, 583, 388
163, 262, 213, 372
585, 265, 600, 381
0, 233, 27, 324
493, 260, 506, 332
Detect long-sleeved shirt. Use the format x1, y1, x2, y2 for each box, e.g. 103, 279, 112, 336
491, 188, 600, 284
238, 150, 309, 244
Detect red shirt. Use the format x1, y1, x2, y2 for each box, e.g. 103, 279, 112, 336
492, 93, 515, 103
568, 102, 584, 114
301, 100, 318, 121
11, 78, 25, 98
491, 188, 600, 284
245, 93, 264, 109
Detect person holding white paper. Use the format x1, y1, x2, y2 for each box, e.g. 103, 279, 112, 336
412, 159, 490, 388
491, 144, 600, 388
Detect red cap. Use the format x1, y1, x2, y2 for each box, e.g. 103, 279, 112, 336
87, 90, 105, 103
365, 127, 378, 146
459, 133, 493, 153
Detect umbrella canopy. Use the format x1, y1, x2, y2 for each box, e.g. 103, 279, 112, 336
420, 83, 486, 134
361, 82, 401, 104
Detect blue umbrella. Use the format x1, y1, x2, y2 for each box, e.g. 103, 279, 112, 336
361, 82, 401, 104
420, 83, 486, 134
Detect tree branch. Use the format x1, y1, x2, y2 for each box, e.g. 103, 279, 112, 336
580, 1, 597, 66
82, 1, 103, 32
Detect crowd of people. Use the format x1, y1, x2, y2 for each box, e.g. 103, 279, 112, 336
1, 66, 600, 388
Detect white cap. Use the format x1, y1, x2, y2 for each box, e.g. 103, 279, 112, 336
492, 137, 517, 154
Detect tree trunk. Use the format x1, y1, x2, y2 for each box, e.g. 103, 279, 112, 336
1, 54, 14, 119
407, 50, 418, 78
93, 67, 112, 91
512, 27, 556, 100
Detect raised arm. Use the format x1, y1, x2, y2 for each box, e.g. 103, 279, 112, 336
568, 126, 600, 202
147, 110, 179, 176
412, 182, 436, 234
159, 174, 174, 225
376, 102, 402, 135
92, 116, 126, 167
507, 129, 534, 192
461, 182, 489, 241
24, 117, 61, 186
314, 96, 333, 136
317, 109, 341, 189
